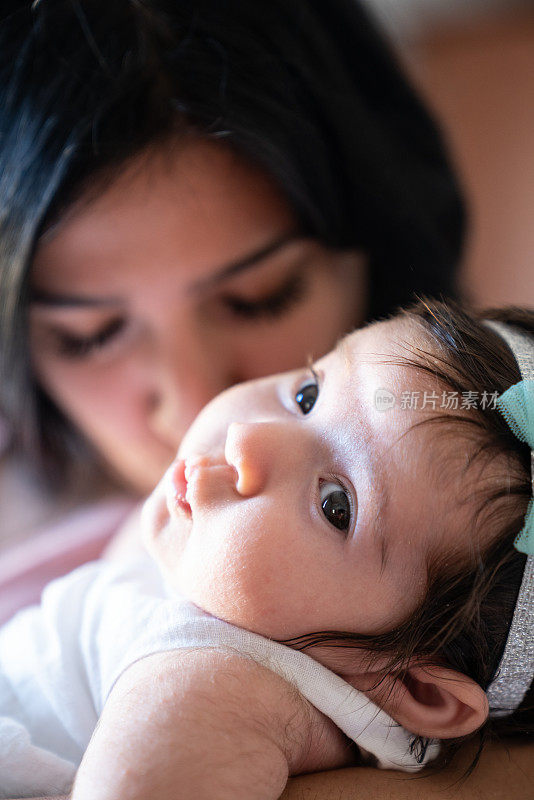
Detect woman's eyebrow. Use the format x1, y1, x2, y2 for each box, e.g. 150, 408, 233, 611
30, 291, 118, 308
30, 231, 303, 308
189, 231, 302, 293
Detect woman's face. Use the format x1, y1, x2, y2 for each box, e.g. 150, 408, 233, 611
30, 140, 366, 493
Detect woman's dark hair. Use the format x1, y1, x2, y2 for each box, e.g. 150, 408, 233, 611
282, 298, 534, 770
0, 0, 464, 488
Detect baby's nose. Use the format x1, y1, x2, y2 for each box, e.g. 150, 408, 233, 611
224, 421, 273, 497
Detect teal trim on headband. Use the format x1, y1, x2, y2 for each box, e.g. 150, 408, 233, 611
496, 379, 534, 556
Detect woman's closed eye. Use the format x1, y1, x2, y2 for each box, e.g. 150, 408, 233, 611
219, 269, 308, 321
49, 317, 127, 359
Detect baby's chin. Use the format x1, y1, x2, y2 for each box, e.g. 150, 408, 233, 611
140, 486, 190, 575
140, 484, 168, 544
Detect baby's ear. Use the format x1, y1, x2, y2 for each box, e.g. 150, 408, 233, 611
360, 663, 489, 739
307, 647, 488, 739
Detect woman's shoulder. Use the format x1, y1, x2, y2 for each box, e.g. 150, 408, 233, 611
0, 451, 136, 625
0, 452, 65, 551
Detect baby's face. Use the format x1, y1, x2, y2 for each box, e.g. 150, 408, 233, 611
143, 317, 474, 640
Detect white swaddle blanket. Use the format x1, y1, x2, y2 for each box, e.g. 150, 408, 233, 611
0, 555, 438, 797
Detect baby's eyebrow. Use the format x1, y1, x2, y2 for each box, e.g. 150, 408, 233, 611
333, 334, 353, 376
333, 333, 392, 567
358, 425, 391, 569
373, 470, 391, 571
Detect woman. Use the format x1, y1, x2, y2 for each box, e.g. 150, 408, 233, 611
0, 0, 463, 497
2, 1, 525, 798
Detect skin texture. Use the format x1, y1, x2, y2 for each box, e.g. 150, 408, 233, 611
143, 317, 482, 642
70, 650, 354, 800
7, 737, 534, 800
29, 139, 366, 495
6, 736, 534, 800
282, 737, 534, 799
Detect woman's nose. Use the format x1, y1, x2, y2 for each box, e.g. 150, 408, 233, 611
148, 343, 230, 448
224, 420, 298, 497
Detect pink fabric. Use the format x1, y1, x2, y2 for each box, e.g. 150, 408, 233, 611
0, 499, 135, 625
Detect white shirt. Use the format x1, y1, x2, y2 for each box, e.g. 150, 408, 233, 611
0, 556, 438, 797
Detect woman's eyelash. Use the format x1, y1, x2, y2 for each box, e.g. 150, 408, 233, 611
221, 270, 307, 320
53, 318, 126, 359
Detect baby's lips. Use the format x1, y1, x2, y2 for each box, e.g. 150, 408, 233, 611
166, 458, 192, 517
180, 454, 240, 507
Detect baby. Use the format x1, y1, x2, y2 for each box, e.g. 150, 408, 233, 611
1, 298, 533, 800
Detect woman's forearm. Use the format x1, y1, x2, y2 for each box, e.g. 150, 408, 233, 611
10, 739, 534, 800
282, 738, 534, 800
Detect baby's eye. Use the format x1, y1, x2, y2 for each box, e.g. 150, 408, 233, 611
295, 373, 318, 414
320, 481, 351, 532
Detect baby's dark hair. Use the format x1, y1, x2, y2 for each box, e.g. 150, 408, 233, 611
282, 297, 534, 769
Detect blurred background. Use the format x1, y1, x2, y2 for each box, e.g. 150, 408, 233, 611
366, 0, 534, 309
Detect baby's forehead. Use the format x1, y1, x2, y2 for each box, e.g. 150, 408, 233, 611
338, 318, 487, 544
327, 318, 425, 395
332, 316, 465, 473
340, 316, 421, 355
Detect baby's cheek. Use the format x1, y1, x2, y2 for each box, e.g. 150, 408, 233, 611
174, 506, 303, 637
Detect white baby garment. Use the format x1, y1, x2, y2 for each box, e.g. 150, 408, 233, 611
0, 555, 438, 797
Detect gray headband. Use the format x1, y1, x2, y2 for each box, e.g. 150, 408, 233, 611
484, 320, 534, 717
